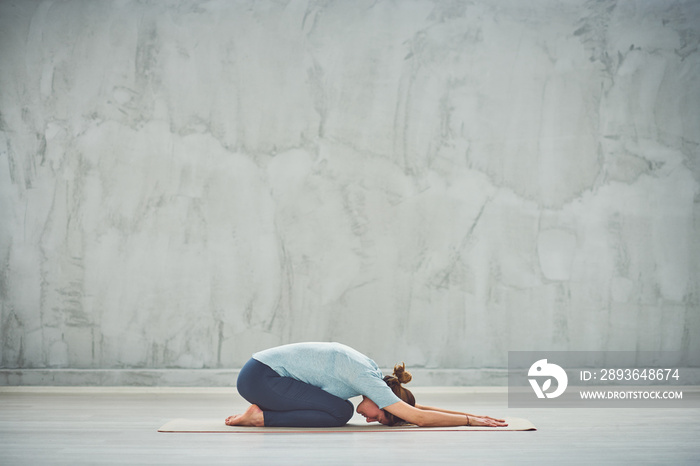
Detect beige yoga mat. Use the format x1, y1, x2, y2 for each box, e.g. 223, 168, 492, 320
158, 417, 536, 432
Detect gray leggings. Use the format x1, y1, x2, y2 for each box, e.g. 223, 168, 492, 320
236, 358, 354, 427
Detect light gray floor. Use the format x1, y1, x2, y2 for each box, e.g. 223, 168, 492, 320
1, 387, 699, 465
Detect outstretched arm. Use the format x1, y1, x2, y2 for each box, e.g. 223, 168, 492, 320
415, 403, 505, 422
385, 401, 507, 427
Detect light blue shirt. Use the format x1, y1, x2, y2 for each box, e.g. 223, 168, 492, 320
253, 342, 401, 409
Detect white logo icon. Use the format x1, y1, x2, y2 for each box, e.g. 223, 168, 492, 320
528, 359, 568, 399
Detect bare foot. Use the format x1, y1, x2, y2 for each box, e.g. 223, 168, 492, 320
224, 404, 265, 427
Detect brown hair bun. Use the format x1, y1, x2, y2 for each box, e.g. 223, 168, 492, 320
392, 362, 412, 384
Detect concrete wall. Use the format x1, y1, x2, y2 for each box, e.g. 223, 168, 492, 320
1, 0, 698, 385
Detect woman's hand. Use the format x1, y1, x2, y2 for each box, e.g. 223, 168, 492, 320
465, 413, 507, 423
467, 415, 508, 427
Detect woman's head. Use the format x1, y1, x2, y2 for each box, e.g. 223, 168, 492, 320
382, 362, 415, 425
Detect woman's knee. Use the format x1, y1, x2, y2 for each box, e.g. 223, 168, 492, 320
333, 399, 354, 426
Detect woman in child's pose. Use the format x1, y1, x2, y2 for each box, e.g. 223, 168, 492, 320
225, 342, 507, 428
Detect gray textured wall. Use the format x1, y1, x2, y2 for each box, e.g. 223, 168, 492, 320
1, 0, 699, 384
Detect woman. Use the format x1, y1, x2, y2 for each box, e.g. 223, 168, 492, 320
225, 342, 507, 428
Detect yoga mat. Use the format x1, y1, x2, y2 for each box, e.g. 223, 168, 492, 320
158, 417, 536, 432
